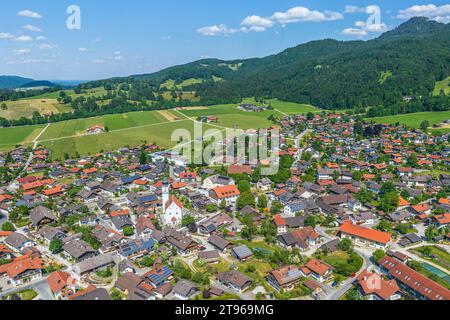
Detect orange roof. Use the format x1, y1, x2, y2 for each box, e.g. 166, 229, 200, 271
438, 198, 450, 205
68, 285, 97, 300
110, 209, 130, 217
305, 259, 332, 276
357, 270, 400, 300
83, 167, 98, 174
398, 196, 410, 207
0, 231, 13, 237
434, 213, 450, 225
43, 185, 63, 196
363, 174, 376, 180
273, 214, 286, 227
172, 182, 186, 190
47, 271, 75, 293
166, 195, 184, 209
340, 221, 391, 245
411, 204, 430, 213
0, 256, 43, 278
0, 194, 13, 202
134, 179, 148, 186
212, 185, 240, 199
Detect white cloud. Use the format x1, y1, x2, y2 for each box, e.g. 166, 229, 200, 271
197, 24, 238, 36
13, 35, 34, 42
38, 43, 54, 50
17, 10, 43, 19
241, 15, 274, 28
78, 47, 87, 52
22, 24, 42, 32
114, 55, 124, 61
13, 48, 31, 55
341, 20, 388, 37
114, 51, 121, 55
397, 4, 450, 23
271, 7, 343, 24
344, 5, 368, 14
0, 32, 14, 39
342, 28, 368, 36
36, 36, 46, 41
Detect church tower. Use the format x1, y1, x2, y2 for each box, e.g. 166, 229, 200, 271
162, 179, 169, 211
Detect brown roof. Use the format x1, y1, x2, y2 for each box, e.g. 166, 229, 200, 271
305, 259, 332, 276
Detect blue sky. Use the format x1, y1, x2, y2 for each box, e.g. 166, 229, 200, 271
0, 1, 449, 80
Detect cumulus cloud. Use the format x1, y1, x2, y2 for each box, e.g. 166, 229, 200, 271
271, 7, 343, 24
0, 32, 14, 39
13, 35, 34, 42
22, 24, 42, 32
341, 28, 369, 36
397, 4, 450, 23
341, 20, 388, 36
36, 36, 46, 41
18, 10, 43, 19
197, 24, 239, 36
198, 6, 342, 36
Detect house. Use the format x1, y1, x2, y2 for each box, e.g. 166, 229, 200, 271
71, 287, 111, 300
35, 225, 67, 244
63, 234, 97, 261
305, 259, 333, 283
231, 245, 253, 261
111, 215, 134, 233
257, 178, 272, 192
118, 238, 155, 260
202, 175, 235, 190
198, 250, 220, 264
398, 233, 422, 247
209, 185, 241, 205
144, 265, 174, 288
274, 214, 288, 234
379, 256, 450, 300
164, 228, 198, 255
339, 221, 392, 249
208, 234, 232, 252
267, 265, 303, 291
356, 270, 401, 300
173, 280, 200, 300
284, 202, 306, 217
216, 270, 253, 293
320, 239, 340, 254
47, 271, 77, 299
72, 254, 115, 278
4, 232, 34, 252
115, 272, 155, 300
277, 227, 321, 250
432, 213, 450, 229
29, 206, 58, 228
0, 256, 44, 286
86, 125, 105, 135
349, 212, 377, 225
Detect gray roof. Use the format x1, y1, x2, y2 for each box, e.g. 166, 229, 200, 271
63, 234, 96, 259
5, 232, 30, 250
73, 254, 115, 275
231, 245, 253, 260
208, 235, 231, 251
30, 205, 57, 227
72, 288, 111, 301
173, 280, 198, 297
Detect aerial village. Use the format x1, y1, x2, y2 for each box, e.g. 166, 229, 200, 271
0, 111, 449, 301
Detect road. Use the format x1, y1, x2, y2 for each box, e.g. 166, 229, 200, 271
0, 275, 53, 300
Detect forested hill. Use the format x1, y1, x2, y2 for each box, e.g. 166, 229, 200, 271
79, 17, 450, 110
0, 76, 35, 89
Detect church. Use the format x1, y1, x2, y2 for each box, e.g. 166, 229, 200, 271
162, 179, 184, 226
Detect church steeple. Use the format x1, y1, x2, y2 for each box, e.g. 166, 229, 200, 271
162, 178, 169, 211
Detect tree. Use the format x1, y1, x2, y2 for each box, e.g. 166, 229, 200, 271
251, 167, 261, 183
1, 221, 14, 231
425, 226, 437, 241
237, 191, 255, 209
420, 120, 430, 132
304, 215, 318, 228
306, 112, 315, 121
237, 180, 251, 193
257, 194, 268, 209
123, 226, 135, 237
380, 182, 396, 195
139, 150, 147, 165
376, 220, 392, 232
49, 238, 63, 254
181, 215, 196, 227
206, 204, 218, 213
1, 103, 7, 110
372, 249, 386, 263
378, 192, 399, 213
338, 238, 353, 252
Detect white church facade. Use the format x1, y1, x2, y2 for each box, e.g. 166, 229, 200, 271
162, 180, 184, 226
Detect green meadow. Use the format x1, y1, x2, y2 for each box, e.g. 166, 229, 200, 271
368, 111, 450, 128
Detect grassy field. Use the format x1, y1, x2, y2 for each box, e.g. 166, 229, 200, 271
0, 99, 71, 119
410, 246, 450, 272
0, 125, 45, 149
368, 111, 450, 128
267, 99, 321, 115
433, 76, 450, 96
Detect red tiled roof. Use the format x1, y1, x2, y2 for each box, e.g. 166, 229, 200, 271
357, 270, 400, 300
340, 221, 391, 245
212, 185, 240, 199
305, 259, 332, 276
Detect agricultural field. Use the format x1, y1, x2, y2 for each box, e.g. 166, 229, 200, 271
433, 76, 450, 96
0, 125, 45, 151
267, 99, 321, 115
0, 99, 71, 119
368, 111, 450, 128
41, 119, 218, 160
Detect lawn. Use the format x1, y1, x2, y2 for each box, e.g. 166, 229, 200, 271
320, 251, 364, 277
0, 99, 72, 120
433, 76, 450, 96
0, 125, 45, 147
41, 120, 218, 159
410, 246, 450, 272
18, 289, 38, 300
267, 99, 321, 115
368, 111, 450, 128
39, 110, 167, 140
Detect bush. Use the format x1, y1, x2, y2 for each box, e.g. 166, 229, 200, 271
123, 226, 135, 237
